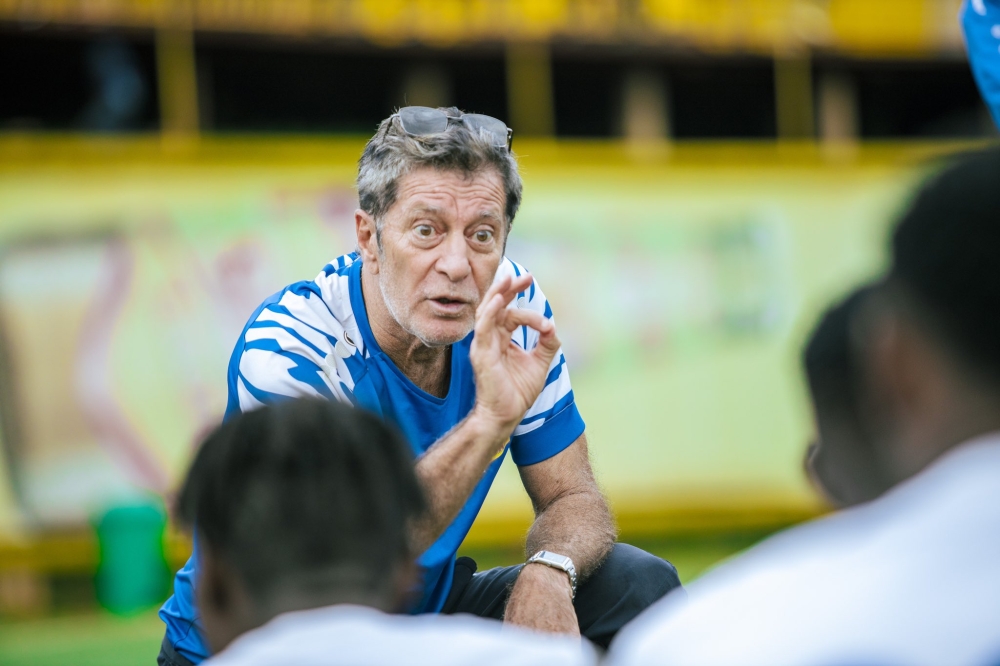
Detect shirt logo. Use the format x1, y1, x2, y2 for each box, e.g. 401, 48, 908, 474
492, 439, 510, 462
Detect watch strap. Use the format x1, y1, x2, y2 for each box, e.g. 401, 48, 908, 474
525, 550, 578, 599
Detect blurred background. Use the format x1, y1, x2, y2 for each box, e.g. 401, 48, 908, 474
0, 0, 994, 663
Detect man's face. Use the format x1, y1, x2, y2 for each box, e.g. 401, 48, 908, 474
367, 167, 507, 346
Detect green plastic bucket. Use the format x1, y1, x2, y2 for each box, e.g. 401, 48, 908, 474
94, 499, 170, 615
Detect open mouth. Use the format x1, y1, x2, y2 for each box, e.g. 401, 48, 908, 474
429, 297, 469, 316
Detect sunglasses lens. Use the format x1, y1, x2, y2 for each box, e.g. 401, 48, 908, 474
397, 106, 448, 135
463, 114, 509, 147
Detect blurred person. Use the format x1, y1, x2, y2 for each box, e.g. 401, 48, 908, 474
78, 38, 148, 131
159, 106, 680, 665
172, 398, 596, 666
606, 148, 1000, 666
962, 0, 1000, 129
802, 285, 892, 508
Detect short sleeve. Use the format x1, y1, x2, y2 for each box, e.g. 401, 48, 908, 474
225, 293, 355, 419
503, 262, 586, 466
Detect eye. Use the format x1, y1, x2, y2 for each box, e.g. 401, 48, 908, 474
474, 229, 494, 243
415, 224, 434, 238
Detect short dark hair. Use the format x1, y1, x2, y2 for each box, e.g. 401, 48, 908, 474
176, 399, 425, 602
804, 287, 869, 425
890, 147, 1000, 384
803, 285, 890, 506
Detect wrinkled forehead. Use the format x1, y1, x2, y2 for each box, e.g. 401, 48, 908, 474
389, 166, 506, 223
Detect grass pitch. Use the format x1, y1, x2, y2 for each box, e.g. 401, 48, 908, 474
0, 534, 766, 665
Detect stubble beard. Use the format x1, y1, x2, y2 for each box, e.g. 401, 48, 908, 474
377, 262, 473, 348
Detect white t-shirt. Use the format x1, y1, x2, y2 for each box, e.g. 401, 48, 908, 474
607, 433, 1000, 666
203, 604, 598, 666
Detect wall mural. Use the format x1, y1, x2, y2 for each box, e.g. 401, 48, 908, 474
0, 154, 919, 527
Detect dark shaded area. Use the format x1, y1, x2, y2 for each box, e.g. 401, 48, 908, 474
0, 30, 158, 131
552, 57, 623, 137
669, 58, 778, 139
198, 38, 507, 133
460, 527, 783, 585
199, 42, 400, 133
449, 56, 508, 122
852, 60, 994, 138
551, 55, 779, 138
1, 29, 996, 139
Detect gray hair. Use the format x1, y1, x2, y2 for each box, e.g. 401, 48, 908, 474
357, 107, 523, 240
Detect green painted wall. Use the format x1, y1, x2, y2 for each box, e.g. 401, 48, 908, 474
0, 138, 953, 536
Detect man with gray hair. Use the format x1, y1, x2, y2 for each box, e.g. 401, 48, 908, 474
158, 107, 681, 665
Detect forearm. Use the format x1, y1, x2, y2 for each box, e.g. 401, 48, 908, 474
503, 484, 615, 634
410, 410, 511, 552
525, 487, 616, 581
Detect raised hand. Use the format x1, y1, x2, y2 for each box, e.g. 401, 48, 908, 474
469, 273, 562, 440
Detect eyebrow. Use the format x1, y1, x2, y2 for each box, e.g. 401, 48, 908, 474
475, 210, 504, 224
407, 206, 504, 224
408, 205, 444, 218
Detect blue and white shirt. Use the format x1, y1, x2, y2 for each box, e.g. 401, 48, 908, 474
160, 253, 586, 664
962, 0, 1000, 128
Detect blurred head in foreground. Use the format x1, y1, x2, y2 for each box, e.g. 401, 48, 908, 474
857, 148, 1000, 488
176, 399, 425, 655
805, 149, 1000, 507
802, 285, 892, 508
605, 149, 1000, 666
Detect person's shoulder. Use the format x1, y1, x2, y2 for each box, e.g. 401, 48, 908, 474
494, 256, 551, 316
606, 559, 832, 666
316, 252, 360, 283
494, 256, 536, 285
207, 605, 596, 666
403, 612, 597, 665
606, 508, 899, 666
248, 253, 358, 332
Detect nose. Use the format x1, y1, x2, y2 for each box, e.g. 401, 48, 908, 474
434, 232, 472, 283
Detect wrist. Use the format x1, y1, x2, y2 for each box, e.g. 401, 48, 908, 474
520, 561, 574, 600
467, 405, 517, 449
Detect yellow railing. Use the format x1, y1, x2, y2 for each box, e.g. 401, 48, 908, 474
0, 134, 988, 171
0, 0, 966, 57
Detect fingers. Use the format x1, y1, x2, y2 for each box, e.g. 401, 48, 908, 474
478, 273, 533, 317
474, 291, 507, 342
533, 314, 562, 356
499, 309, 562, 365
499, 308, 552, 335
507, 273, 534, 298
476, 273, 536, 339
477, 275, 511, 318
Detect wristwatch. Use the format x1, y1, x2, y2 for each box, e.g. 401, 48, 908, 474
525, 550, 578, 599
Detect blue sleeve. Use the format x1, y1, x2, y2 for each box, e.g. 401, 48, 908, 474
159, 540, 209, 663
510, 400, 586, 466
503, 265, 586, 466
962, 0, 1000, 129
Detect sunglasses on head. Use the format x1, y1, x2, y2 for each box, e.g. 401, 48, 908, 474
389, 106, 513, 152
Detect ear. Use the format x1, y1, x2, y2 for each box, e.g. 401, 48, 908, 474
868, 308, 941, 425
864, 303, 956, 483
355, 209, 380, 275
197, 544, 231, 616
196, 541, 252, 656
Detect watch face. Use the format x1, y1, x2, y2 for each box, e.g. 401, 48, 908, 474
538, 552, 573, 573
530, 551, 577, 597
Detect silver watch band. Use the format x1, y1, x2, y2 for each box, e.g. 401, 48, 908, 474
525, 550, 578, 599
